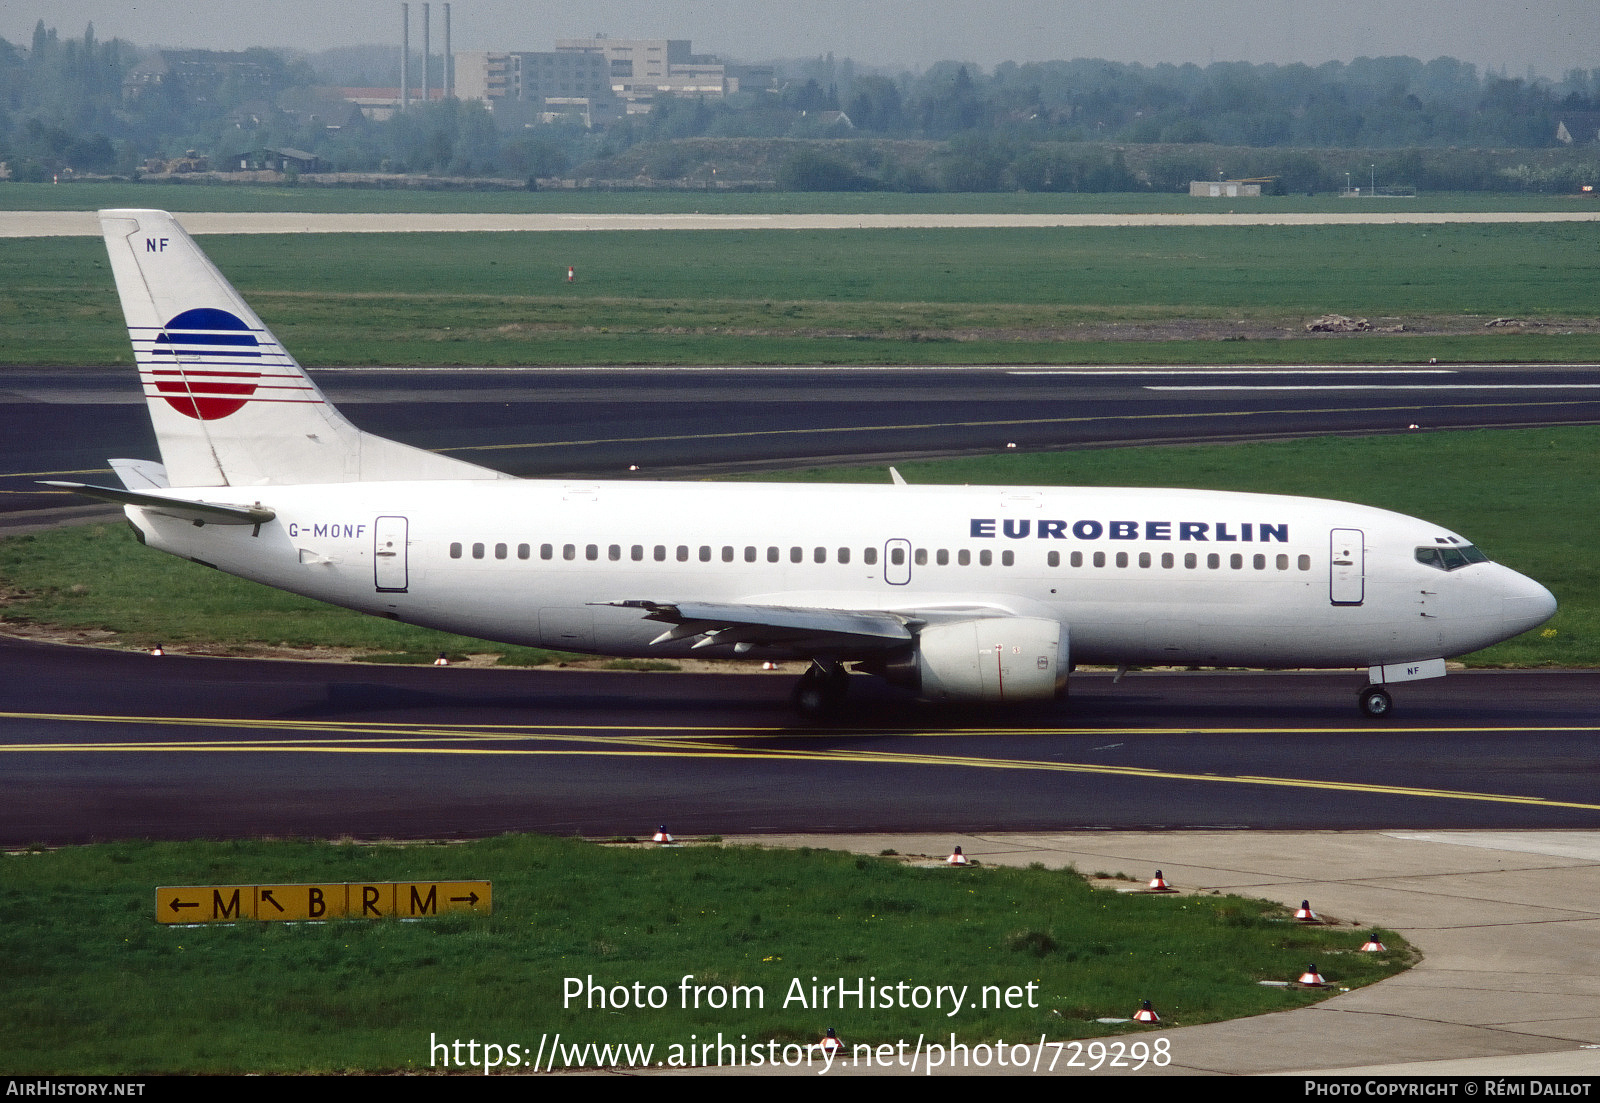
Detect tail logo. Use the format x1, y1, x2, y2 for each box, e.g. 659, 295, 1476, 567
150, 307, 262, 420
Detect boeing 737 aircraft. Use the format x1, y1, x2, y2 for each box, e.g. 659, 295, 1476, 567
52, 209, 1557, 717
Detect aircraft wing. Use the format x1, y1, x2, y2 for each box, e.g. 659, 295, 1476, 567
600, 599, 918, 654
40, 481, 276, 527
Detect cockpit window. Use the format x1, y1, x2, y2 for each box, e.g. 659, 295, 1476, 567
1415, 544, 1490, 571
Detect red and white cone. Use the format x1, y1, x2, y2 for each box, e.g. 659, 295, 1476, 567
652, 826, 673, 844
433, 651, 449, 666
1133, 999, 1160, 1023
566, 266, 575, 282
1297, 963, 1327, 987
819, 1027, 843, 1054
149, 645, 164, 657
1147, 869, 1173, 892
1360, 937, 1387, 952
946, 846, 968, 866
1294, 899, 1319, 922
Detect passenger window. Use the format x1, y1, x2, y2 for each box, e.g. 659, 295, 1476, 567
518, 544, 531, 560
1115, 552, 1128, 568
723, 546, 735, 563
1001, 550, 1014, 566
1093, 551, 1106, 568
1230, 553, 1243, 569
814, 547, 827, 564
631, 545, 644, 561
957, 549, 969, 566
1207, 553, 1220, 569
838, 547, 851, 564
586, 544, 599, 561
864, 548, 878, 565
1070, 551, 1083, 568
1184, 553, 1196, 569
540, 543, 553, 560
699, 545, 712, 562
609, 545, 621, 561
936, 549, 948, 566
745, 546, 757, 563
1253, 554, 1266, 570
472, 542, 485, 559
790, 547, 803, 564
495, 543, 507, 560
449, 542, 462, 559
890, 547, 905, 566
979, 549, 992, 566
1162, 553, 1174, 568
677, 545, 689, 562
914, 548, 927, 566
654, 545, 666, 562
1047, 550, 1060, 567
767, 547, 779, 563
1276, 554, 1289, 570
1298, 554, 1311, 571
1138, 552, 1151, 568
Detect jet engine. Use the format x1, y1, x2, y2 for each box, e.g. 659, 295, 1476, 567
873, 617, 1068, 702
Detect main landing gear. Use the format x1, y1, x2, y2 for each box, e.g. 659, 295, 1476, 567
792, 660, 849, 716
1357, 684, 1393, 719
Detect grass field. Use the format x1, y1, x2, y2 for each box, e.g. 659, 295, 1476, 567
1, 428, 1589, 667
4, 219, 1599, 366
0, 834, 1410, 1074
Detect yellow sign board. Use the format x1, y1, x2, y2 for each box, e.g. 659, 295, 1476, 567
156, 881, 491, 924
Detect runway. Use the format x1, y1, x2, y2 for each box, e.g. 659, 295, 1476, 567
9, 208, 1600, 238
6, 363, 1599, 517
2, 634, 1595, 846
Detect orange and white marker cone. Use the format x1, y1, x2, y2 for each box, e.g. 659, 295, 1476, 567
819, 1027, 843, 1054
433, 651, 449, 666
149, 645, 164, 657
1294, 899, 1319, 922
946, 846, 968, 865
567, 266, 575, 282
1297, 963, 1327, 987
1147, 869, 1173, 892
1360, 936, 1387, 952
652, 826, 673, 844
1133, 999, 1160, 1023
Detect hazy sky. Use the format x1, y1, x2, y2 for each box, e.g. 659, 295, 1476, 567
8, 1, 1598, 77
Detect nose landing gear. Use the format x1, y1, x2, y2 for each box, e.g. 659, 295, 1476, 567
1358, 684, 1393, 719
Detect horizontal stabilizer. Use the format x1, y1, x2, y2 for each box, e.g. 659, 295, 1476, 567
40, 481, 275, 526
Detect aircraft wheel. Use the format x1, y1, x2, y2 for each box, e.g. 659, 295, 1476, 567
1358, 685, 1393, 719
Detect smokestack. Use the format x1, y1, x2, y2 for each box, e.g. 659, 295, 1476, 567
401, 3, 409, 111
422, 3, 431, 106
444, 3, 452, 97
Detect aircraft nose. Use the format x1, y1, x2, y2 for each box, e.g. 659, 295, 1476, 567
1501, 570, 1558, 636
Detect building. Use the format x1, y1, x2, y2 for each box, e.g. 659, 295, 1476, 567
1189, 179, 1262, 198
454, 50, 616, 125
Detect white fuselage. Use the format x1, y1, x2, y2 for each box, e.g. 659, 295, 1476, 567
126, 478, 1556, 670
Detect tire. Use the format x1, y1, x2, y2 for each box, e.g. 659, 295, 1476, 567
1358, 685, 1393, 719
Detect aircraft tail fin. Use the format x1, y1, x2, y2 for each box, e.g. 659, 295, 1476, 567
98, 209, 507, 488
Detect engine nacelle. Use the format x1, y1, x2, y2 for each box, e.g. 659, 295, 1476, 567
878, 617, 1068, 702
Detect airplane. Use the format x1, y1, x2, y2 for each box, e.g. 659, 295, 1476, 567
49, 209, 1557, 719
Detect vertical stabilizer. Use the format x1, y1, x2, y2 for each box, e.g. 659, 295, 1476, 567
99, 209, 506, 488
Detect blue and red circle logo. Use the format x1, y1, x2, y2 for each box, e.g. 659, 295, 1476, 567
152, 307, 261, 420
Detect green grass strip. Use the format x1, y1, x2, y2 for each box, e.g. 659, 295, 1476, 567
0, 835, 1410, 1073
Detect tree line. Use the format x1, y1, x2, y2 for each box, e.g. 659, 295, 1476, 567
4, 21, 1599, 190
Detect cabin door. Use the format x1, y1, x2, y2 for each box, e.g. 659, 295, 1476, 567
1329, 528, 1364, 606
374, 515, 409, 593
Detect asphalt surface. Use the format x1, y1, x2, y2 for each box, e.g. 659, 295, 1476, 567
6, 363, 1600, 517
2, 633, 1595, 845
